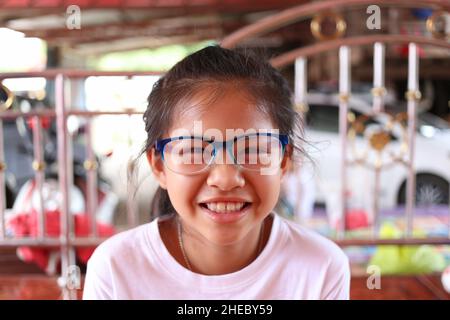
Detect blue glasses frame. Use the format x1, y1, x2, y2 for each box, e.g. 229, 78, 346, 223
155, 132, 289, 173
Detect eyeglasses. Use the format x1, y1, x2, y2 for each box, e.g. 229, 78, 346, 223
155, 133, 289, 175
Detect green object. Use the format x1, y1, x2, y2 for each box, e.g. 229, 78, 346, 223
89, 41, 216, 71
368, 222, 446, 275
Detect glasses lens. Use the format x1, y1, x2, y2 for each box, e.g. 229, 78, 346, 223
163, 138, 214, 174
234, 135, 283, 171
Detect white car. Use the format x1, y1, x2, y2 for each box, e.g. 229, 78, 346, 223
296, 92, 450, 218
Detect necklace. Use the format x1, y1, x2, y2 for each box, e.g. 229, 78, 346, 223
177, 217, 193, 271
177, 217, 265, 272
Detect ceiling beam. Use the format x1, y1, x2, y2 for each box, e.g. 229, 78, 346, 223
70, 34, 217, 55
44, 24, 225, 45
0, 0, 307, 10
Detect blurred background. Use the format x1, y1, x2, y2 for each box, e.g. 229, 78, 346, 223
0, 0, 449, 300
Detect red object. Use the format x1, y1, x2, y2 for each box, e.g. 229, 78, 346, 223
345, 209, 369, 230
398, 45, 425, 58
397, 27, 425, 58
26, 116, 51, 130
7, 209, 115, 273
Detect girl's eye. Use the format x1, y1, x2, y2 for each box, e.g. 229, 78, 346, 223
243, 147, 259, 154
239, 145, 271, 154
179, 147, 204, 155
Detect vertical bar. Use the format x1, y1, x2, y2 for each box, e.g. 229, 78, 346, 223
338, 46, 351, 239
372, 42, 385, 237
294, 57, 307, 223
339, 46, 351, 93
295, 57, 307, 109
85, 118, 98, 237
408, 44, 419, 92
127, 177, 137, 228
55, 74, 76, 300
0, 120, 6, 239
373, 165, 381, 238
406, 43, 419, 238
32, 116, 46, 239
65, 81, 75, 209
64, 78, 77, 300
127, 114, 138, 228
373, 42, 385, 113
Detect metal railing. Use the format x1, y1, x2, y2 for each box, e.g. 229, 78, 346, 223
0, 0, 449, 299
221, 0, 450, 246
0, 70, 161, 299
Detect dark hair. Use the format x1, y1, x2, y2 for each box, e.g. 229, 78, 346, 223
130, 45, 308, 220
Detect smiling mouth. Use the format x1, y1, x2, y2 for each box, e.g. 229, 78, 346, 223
198, 201, 252, 214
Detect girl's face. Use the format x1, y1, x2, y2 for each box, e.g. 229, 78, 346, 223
148, 86, 291, 246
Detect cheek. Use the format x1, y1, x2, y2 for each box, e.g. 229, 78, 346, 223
165, 173, 204, 211
249, 174, 282, 210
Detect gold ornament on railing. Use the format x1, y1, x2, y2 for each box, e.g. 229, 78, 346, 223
371, 87, 387, 98
310, 11, 347, 41
32, 161, 46, 171
294, 102, 309, 114
347, 111, 409, 169
83, 160, 98, 171
352, 114, 368, 135
394, 112, 408, 125
426, 11, 449, 40
339, 93, 350, 103
0, 83, 14, 112
369, 131, 391, 152
405, 90, 422, 101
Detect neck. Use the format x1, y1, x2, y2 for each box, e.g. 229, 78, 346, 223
174, 215, 270, 275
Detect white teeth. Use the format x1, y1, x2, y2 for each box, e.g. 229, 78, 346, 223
208, 203, 218, 212
204, 202, 246, 213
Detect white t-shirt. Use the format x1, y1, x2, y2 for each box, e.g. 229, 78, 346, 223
83, 213, 350, 300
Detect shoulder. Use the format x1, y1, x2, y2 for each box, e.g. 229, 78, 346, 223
274, 215, 350, 299
87, 221, 153, 269
276, 214, 349, 267
84, 220, 162, 299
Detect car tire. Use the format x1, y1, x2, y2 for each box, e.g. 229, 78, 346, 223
397, 173, 449, 205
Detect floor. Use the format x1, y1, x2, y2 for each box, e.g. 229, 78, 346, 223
1, 247, 450, 300
0, 274, 448, 300
349, 274, 450, 300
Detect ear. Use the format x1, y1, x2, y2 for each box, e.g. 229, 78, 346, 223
280, 144, 293, 178
147, 148, 167, 189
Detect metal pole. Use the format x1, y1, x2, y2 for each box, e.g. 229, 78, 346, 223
373, 42, 385, 114
0, 110, 143, 120
373, 165, 381, 238
0, 237, 107, 246
294, 57, 308, 224
371, 42, 386, 238
56, 74, 76, 300
126, 114, 138, 228
405, 43, 419, 238
32, 116, 46, 239
0, 120, 6, 239
85, 119, 98, 237
295, 57, 307, 109
338, 46, 351, 239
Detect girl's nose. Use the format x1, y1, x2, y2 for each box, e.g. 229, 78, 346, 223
206, 164, 245, 191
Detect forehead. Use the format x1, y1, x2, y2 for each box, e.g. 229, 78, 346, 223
169, 85, 274, 137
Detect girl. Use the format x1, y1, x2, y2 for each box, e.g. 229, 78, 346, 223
83, 45, 350, 300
